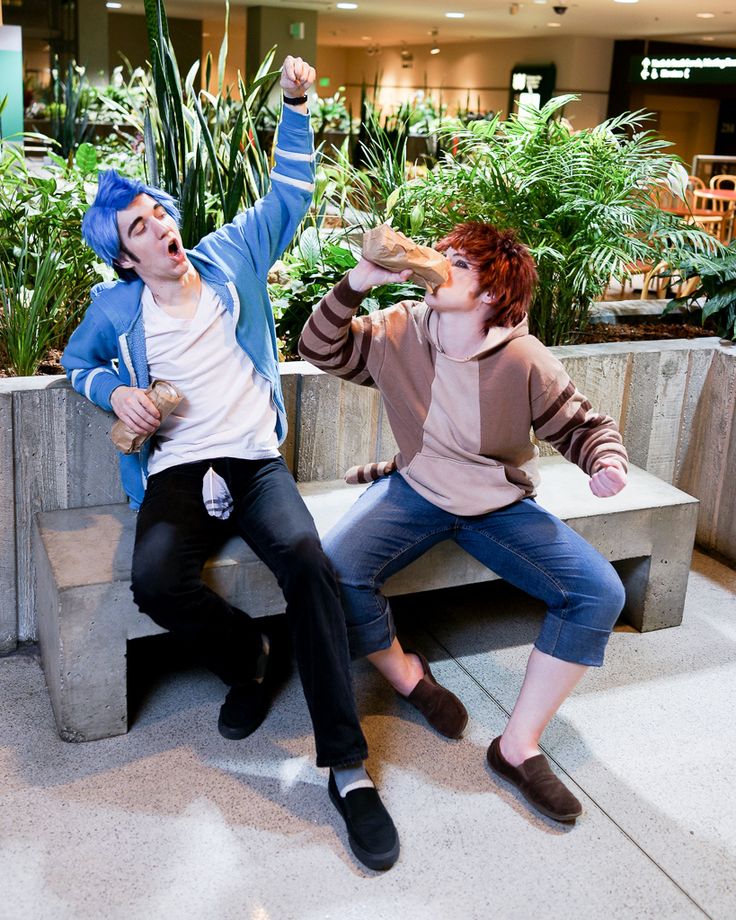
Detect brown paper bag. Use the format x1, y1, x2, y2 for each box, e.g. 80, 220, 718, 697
110, 379, 183, 455
361, 225, 449, 292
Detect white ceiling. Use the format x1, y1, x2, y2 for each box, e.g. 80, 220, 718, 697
115, 0, 736, 48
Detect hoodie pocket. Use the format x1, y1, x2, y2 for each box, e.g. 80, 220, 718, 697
404, 452, 524, 516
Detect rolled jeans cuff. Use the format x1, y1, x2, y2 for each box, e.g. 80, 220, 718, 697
317, 745, 370, 769
535, 614, 613, 667
346, 609, 396, 660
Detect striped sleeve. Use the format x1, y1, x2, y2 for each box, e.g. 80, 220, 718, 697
298, 275, 384, 387
531, 368, 628, 476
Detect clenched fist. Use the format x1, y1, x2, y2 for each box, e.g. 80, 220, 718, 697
589, 461, 627, 498
280, 55, 316, 98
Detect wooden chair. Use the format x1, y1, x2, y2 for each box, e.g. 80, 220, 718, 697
640, 262, 701, 302
692, 190, 735, 243
710, 174, 736, 190
612, 260, 656, 300
640, 261, 670, 300
689, 212, 726, 240
684, 176, 705, 206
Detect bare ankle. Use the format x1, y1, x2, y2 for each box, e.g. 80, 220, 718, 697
499, 732, 541, 768
396, 652, 424, 697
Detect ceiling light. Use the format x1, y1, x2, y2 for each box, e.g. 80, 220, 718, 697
106, 1, 122, 7
431, 46, 441, 54
547, 21, 561, 27
533, 1, 548, 5
696, 12, 715, 17
613, 1, 639, 5
445, 11, 465, 18
361, 35, 372, 40
336, 2, 358, 8
702, 35, 715, 40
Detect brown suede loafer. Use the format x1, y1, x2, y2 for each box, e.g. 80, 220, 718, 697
401, 651, 468, 739
487, 736, 583, 823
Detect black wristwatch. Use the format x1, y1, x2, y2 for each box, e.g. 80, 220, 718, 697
283, 94, 308, 106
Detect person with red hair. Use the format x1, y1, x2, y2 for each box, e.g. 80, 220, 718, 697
299, 221, 628, 825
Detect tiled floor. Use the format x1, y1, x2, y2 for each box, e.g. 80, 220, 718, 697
1, 550, 734, 920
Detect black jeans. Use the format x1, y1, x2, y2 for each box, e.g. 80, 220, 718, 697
131, 455, 368, 768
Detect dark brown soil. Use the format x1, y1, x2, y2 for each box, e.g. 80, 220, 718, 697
0, 348, 66, 378
574, 322, 717, 344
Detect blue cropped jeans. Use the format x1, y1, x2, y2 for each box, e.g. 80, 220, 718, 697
323, 472, 626, 667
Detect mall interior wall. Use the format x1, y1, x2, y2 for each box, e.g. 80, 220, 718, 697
106, 13, 203, 86
316, 35, 614, 128
246, 7, 317, 82
202, 8, 247, 93
77, 0, 109, 84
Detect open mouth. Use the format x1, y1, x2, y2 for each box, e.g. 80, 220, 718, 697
168, 239, 180, 256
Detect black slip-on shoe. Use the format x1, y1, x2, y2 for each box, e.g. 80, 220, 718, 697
328, 770, 400, 871
218, 680, 270, 740
217, 634, 290, 740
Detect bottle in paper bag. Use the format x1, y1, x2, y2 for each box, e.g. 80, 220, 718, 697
110, 379, 183, 455
361, 225, 450, 292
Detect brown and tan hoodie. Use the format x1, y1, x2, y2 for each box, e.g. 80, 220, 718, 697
298, 275, 628, 516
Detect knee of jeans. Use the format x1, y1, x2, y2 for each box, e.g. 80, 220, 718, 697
131, 554, 186, 612
584, 563, 626, 632
280, 533, 334, 590
607, 570, 627, 624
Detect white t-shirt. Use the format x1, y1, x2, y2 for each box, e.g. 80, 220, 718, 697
142, 281, 280, 477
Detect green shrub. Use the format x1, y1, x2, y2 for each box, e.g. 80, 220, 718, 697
0, 141, 107, 375
269, 227, 424, 357
335, 96, 721, 346
665, 242, 736, 341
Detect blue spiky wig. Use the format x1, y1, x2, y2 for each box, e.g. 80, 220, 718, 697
81, 170, 181, 269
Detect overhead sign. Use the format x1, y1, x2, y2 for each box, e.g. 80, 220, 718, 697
632, 55, 736, 84
509, 64, 556, 116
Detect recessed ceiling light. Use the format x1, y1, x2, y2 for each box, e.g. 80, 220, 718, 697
702, 35, 715, 40
614, 1, 639, 5
547, 21, 561, 27
445, 11, 465, 18
361, 35, 372, 40
533, 1, 547, 5
336, 2, 358, 8
696, 11, 715, 17
106, 1, 122, 7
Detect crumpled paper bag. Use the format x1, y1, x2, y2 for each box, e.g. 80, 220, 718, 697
110, 379, 183, 455
361, 225, 449, 292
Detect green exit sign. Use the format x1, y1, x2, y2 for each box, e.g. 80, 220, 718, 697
631, 55, 736, 84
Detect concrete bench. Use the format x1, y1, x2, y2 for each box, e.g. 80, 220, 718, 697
33, 456, 698, 742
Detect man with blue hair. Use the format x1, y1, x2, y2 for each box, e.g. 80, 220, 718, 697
62, 56, 399, 871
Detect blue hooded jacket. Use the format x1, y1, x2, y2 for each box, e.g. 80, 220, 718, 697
62, 105, 315, 509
